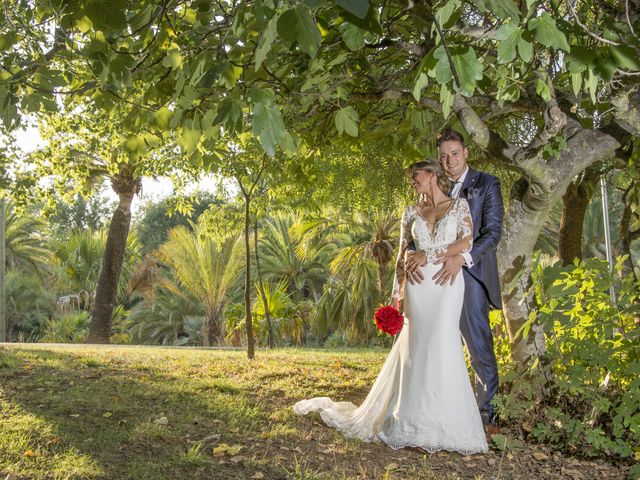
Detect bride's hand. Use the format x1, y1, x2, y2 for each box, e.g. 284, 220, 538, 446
390, 297, 401, 310
404, 250, 427, 284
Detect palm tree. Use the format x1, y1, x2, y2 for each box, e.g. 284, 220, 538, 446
127, 275, 205, 345
51, 229, 143, 313
158, 221, 241, 346
259, 216, 331, 301
252, 279, 304, 346
4, 201, 50, 274
298, 210, 399, 342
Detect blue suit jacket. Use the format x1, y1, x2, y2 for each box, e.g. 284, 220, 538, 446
459, 168, 504, 309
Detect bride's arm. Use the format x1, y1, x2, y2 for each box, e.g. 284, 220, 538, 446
391, 208, 411, 308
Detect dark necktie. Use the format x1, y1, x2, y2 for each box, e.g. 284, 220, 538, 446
449, 181, 460, 197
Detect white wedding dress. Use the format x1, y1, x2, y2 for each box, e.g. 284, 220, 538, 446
293, 198, 488, 454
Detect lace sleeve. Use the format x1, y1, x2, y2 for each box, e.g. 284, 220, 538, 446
391, 207, 413, 301
456, 199, 473, 254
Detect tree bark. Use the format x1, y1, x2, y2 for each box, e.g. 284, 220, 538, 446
254, 222, 275, 348
244, 194, 256, 359
497, 127, 620, 362
615, 188, 639, 281
559, 178, 595, 265
87, 171, 139, 344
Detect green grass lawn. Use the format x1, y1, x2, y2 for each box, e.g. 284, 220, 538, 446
0, 345, 629, 480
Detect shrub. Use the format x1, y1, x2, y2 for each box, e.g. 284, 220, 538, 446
495, 257, 640, 460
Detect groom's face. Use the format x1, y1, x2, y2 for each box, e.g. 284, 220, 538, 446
438, 140, 469, 181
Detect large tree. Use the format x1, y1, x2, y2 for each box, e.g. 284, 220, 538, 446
183, 0, 639, 360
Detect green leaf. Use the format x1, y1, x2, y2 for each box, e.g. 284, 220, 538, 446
341, 23, 365, 51
586, 67, 598, 104
571, 72, 582, 96
440, 84, 454, 118
255, 14, 279, 70
567, 46, 596, 73
451, 47, 484, 96
535, 78, 551, 102
594, 48, 617, 82
179, 125, 201, 155
75, 16, 93, 34
434, 46, 453, 85
528, 12, 570, 51
162, 43, 183, 70
153, 107, 173, 130
85, 0, 128, 31
340, 5, 382, 35
335, 0, 369, 19
0, 32, 18, 51
277, 7, 322, 57
435, 0, 461, 28
518, 31, 533, 62
335, 106, 359, 137
412, 72, 429, 101
253, 102, 286, 156
609, 46, 640, 71
495, 23, 519, 64
486, 0, 520, 19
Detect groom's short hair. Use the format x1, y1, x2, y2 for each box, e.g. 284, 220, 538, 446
436, 128, 465, 147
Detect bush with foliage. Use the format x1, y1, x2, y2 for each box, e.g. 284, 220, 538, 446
495, 257, 640, 460
39, 312, 90, 343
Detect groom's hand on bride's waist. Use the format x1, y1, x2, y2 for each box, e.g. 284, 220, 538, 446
432, 255, 465, 286
404, 250, 427, 285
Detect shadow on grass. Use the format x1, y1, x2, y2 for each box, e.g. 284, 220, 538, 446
0, 346, 286, 480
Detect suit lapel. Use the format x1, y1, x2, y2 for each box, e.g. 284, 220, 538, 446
460, 168, 479, 199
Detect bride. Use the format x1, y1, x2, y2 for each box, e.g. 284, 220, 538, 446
293, 159, 488, 454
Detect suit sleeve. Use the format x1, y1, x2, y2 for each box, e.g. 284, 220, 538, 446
470, 176, 504, 265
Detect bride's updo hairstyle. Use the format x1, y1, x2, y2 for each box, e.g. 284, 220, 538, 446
407, 159, 452, 196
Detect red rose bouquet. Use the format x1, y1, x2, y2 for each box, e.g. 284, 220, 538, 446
374, 305, 404, 335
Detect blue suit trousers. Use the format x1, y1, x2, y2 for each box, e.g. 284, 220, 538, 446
460, 270, 499, 425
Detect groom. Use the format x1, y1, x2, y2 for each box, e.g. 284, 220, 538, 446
405, 128, 504, 435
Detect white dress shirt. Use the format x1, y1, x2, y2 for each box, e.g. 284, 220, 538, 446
449, 166, 469, 198
449, 166, 474, 268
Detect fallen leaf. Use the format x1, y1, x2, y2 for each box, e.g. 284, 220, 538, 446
230, 455, 245, 464
227, 445, 243, 455
69, 414, 80, 418
23, 449, 36, 457
251, 473, 264, 479
154, 417, 169, 425
533, 452, 549, 461
487, 458, 496, 466
102, 412, 113, 418
386, 462, 399, 470
213, 443, 244, 456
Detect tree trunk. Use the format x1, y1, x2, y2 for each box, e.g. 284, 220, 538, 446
88, 172, 139, 344
558, 178, 594, 265
615, 195, 638, 281
204, 306, 223, 347
0, 198, 6, 342
244, 194, 256, 359
498, 127, 620, 362
254, 222, 275, 348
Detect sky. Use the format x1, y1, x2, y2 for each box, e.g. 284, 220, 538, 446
14, 124, 216, 214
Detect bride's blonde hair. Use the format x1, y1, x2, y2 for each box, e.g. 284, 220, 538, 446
407, 159, 452, 197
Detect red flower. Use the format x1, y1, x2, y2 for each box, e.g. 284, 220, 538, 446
374, 305, 404, 335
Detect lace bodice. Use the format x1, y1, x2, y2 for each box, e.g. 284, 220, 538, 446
392, 198, 473, 300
